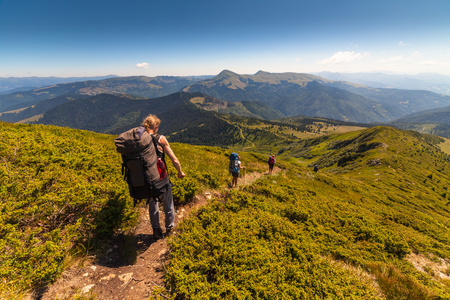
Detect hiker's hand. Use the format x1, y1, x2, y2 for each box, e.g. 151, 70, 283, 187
178, 171, 186, 179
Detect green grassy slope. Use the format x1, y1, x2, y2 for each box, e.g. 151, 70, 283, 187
0, 122, 136, 296
1, 122, 449, 298
166, 126, 450, 299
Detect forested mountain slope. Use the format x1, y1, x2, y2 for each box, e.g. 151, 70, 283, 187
1, 122, 449, 298
0, 76, 205, 113
35, 92, 265, 146
35, 92, 366, 150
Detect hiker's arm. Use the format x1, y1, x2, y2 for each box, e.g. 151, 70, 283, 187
160, 136, 185, 178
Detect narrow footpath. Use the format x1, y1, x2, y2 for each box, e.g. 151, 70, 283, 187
38, 167, 281, 300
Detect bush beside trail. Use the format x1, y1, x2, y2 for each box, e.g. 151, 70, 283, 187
0, 122, 139, 296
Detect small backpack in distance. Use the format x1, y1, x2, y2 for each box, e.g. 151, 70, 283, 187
229, 152, 239, 173
114, 126, 169, 206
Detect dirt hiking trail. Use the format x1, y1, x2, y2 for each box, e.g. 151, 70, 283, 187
37, 167, 281, 300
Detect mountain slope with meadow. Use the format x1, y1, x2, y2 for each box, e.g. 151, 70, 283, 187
389, 106, 450, 138
1, 121, 449, 298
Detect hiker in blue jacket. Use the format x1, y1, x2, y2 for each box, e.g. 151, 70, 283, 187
143, 114, 185, 239
230, 154, 244, 187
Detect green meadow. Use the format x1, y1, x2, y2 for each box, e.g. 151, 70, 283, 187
0, 122, 449, 299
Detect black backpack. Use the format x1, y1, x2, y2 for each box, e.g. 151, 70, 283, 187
114, 126, 169, 206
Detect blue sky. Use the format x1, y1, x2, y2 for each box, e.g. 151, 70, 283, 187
1, 0, 449, 77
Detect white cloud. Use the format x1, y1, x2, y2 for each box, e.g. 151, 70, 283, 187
398, 41, 408, 47
378, 55, 404, 63
316, 51, 365, 65
420, 60, 446, 66
136, 62, 150, 69
411, 51, 421, 58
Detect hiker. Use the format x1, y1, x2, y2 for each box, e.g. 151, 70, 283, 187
313, 164, 319, 172
142, 114, 185, 239
268, 154, 276, 175
229, 153, 244, 187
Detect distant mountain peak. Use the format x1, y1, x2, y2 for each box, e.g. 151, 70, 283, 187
217, 70, 239, 77
254, 70, 270, 76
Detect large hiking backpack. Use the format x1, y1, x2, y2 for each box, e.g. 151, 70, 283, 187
268, 156, 275, 165
114, 126, 169, 206
229, 152, 239, 173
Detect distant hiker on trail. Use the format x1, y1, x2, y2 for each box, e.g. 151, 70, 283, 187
313, 164, 319, 172
268, 154, 276, 175
229, 152, 244, 188
143, 114, 185, 239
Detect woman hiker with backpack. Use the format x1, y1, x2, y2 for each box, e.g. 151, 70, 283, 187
142, 114, 185, 239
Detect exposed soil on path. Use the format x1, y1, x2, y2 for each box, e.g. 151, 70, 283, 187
38, 168, 281, 300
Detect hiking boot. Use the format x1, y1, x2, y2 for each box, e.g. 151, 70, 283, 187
152, 227, 163, 240
165, 227, 174, 237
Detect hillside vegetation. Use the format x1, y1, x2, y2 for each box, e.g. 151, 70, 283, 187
0, 122, 136, 296
1, 122, 449, 299
166, 126, 450, 299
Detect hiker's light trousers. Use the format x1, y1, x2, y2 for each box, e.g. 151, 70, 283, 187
148, 184, 175, 230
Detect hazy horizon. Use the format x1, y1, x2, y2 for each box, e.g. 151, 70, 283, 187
1, 0, 449, 78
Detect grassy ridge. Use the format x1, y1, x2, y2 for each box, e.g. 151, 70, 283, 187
166, 126, 450, 299
1, 122, 450, 298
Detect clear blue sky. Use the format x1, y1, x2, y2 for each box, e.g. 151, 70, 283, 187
1, 0, 449, 77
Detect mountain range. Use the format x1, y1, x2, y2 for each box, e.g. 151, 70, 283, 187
0, 75, 118, 94
316, 71, 450, 95
0, 75, 208, 112
1, 70, 450, 139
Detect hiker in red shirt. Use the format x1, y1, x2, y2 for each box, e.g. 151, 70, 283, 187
268, 154, 276, 175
